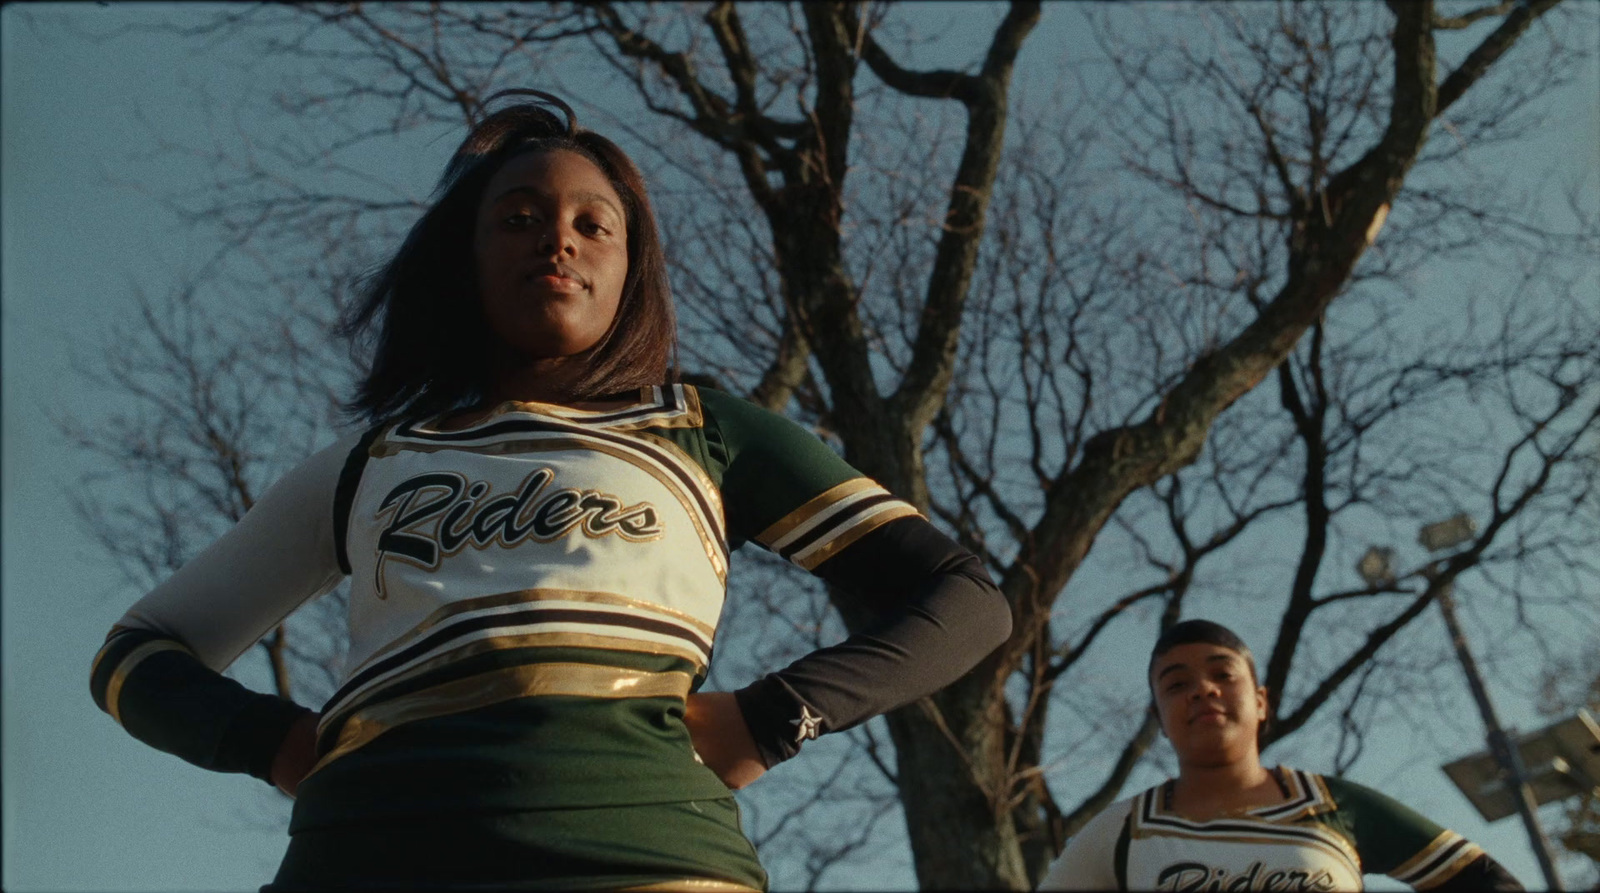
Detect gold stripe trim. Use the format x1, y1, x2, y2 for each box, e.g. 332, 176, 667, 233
90, 643, 112, 683
307, 662, 693, 778
351, 587, 717, 677
368, 426, 395, 458
793, 503, 921, 571
89, 624, 137, 682
495, 390, 658, 420
756, 478, 881, 546
1269, 765, 1306, 810
1305, 771, 1337, 817
1412, 842, 1485, 890
1389, 831, 1456, 880
637, 430, 725, 519
326, 630, 706, 728
414, 388, 679, 431
106, 640, 193, 726
601, 385, 707, 432
365, 434, 728, 584
393, 386, 698, 435
615, 879, 762, 892
1252, 768, 1332, 823
1392, 830, 1474, 883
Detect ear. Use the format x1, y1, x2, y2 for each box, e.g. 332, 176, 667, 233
1254, 685, 1268, 721
1149, 701, 1169, 740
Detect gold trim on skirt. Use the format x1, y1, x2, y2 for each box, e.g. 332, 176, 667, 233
306, 661, 693, 778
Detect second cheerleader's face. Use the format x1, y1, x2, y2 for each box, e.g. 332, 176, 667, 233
1151, 643, 1268, 765
474, 148, 629, 361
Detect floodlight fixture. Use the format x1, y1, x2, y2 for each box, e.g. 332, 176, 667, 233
1419, 513, 1477, 552
1356, 546, 1396, 587
1443, 709, 1600, 822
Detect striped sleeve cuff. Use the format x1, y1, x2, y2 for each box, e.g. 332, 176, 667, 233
754, 479, 921, 571
1389, 831, 1487, 890
91, 626, 310, 783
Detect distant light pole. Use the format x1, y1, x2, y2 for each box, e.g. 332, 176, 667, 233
1357, 514, 1565, 892
1443, 709, 1600, 828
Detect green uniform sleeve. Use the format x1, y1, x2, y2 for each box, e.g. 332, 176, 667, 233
697, 387, 917, 555
1323, 775, 1523, 891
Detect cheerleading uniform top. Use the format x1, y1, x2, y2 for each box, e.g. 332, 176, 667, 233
1037, 767, 1523, 891
90, 385, 1011, 832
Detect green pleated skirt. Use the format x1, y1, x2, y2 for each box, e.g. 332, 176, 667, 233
263, 798, 767, 892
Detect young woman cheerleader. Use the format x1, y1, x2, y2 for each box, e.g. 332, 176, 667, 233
91, 90, 1011, 892
1039, 619, 1522, 892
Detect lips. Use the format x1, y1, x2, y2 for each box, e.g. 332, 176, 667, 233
1189, 708, 1228, 724
525, 261, 587, 290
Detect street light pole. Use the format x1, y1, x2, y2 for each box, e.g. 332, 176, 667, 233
1362, 517, 1571, 888
1432, 578, 1565, 891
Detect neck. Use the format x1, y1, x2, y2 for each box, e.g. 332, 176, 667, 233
1172, 752, 1276, 814
486, 355, 588, 405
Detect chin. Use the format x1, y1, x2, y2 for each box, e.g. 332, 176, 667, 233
1180, 732, 1247, 758
1180, 753, 1229, 770
498, 335, 603, 361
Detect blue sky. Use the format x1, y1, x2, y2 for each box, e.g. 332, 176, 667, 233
4, 4, 1597, 891
3, 8, 303, 890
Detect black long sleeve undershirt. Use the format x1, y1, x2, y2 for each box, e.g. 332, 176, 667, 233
1433, 854, 1524, 892
734, 515, 1011, 768
90, 627, 311, 784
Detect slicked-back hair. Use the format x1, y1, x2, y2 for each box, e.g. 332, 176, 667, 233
340, 89, 676, 425
1147, 619, 1271, 744
1148, 619, 1259, 687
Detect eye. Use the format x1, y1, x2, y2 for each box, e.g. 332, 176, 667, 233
578, 216, 614, 237
503, 211, 538, 228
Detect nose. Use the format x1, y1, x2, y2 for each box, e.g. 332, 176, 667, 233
537, 220, 577, 257
1191, 678, 1221, 700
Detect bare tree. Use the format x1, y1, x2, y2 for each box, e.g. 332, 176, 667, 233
67, 2, 1599, 888
59, 274, 355, 708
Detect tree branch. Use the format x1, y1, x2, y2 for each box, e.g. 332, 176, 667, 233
1433, 2, 1518, 31
890, 1, 1042, 435
1001, 1, 1452, 664
1436, 0, 1563, 115
1057, 711, 1161, 839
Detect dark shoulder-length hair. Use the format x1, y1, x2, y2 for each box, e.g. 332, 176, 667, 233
340, 89, 676, 425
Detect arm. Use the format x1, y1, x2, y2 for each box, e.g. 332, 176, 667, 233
1423, 856, 1523, 893
733, 515, 1010, 767
697, 389, 1011, 768
1036, 800, 1129, 891
1323, 775, 1525, 892
88, 432, 361, 785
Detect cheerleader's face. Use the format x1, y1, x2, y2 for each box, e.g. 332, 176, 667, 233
1151, 644, 1268, 766
474, 149, 629, 360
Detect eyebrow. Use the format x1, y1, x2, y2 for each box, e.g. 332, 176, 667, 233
1154, 654, 1237, 680
491, 185, 624, 219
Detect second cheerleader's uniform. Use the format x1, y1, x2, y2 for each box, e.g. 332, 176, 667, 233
1038, 767, 1523, 892
89, 385, 1011, 891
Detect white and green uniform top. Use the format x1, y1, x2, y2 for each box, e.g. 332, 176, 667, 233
91, 385, 1010, 844
1039, 767, 1521, 892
